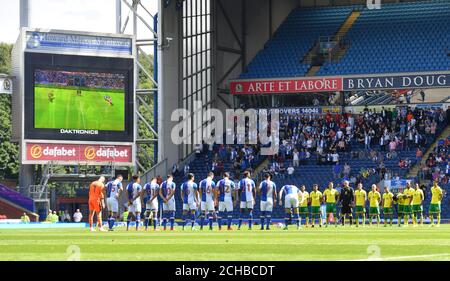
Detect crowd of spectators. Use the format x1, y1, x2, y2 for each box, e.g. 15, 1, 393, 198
169, 105, 446, 189
261, 105, 446, 183
35, 69, 125, 90
419, 136, 450, 184
44, 209, 73, 223
188, 143, 260, 179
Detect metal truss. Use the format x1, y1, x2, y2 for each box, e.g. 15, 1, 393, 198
116, 0, 158, 172
215, 0, 247, 108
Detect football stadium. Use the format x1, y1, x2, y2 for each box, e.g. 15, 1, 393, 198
0, 0, 450, 268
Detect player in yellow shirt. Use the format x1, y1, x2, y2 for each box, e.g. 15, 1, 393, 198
368, 184, 381, 226
323, 182, 339, 227
309, 184, 323, 228
382, 187, 394, 226
429, 181, 444, 227
411, 183, 424, 227
402, 182, 414, 226
396, 188, 404, 226
299, 185, 310, 227
354, 183, 367, 227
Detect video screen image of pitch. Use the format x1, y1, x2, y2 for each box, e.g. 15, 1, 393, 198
34, 69, 126, 131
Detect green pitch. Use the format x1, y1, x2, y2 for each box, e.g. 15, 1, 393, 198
34, 84, 125, 131
1, 225, 450, 261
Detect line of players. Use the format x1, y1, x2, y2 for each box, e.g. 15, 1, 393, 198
99, 171, 444, 231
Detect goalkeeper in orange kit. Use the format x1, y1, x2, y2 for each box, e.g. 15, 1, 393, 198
89, 176, 106, 232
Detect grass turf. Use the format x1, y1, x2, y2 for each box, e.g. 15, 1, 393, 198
34, 85, 125, 131
1, 225, 450, 261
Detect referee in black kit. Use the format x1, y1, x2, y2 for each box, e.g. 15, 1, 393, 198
338, 180, 354, 226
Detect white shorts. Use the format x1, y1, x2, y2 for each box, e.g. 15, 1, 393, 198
218, 200, 233, 212
163, 199, 176, 211
284, 195, 299, 209
107, 197, 119, 213
183, 201, 197, 211
129, 200, 142, 214
201, 200, 215, 212
260, 199, 274, 212
240, 201, 254, 209
146, 199, 158, 212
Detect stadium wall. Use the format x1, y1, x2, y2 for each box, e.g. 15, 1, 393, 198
216, 0, 299, 88
158, 2, 181, 171
215, 0, 299, 116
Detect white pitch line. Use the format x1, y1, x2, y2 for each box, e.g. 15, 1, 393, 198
350, 253, 450, 261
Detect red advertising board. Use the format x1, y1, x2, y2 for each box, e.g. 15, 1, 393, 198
230, 77, 343, 94
24, 142, 133, 164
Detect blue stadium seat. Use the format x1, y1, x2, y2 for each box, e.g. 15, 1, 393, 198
238, 0, 450, 79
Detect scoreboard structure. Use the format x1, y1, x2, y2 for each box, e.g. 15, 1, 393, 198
11, 28, 136, 166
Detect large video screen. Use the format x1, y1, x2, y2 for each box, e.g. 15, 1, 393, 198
24, 52, 134, 142
34, 69, 126, 131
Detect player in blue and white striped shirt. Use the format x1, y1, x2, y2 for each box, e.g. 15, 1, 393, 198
141, 177, 160, 231
199, 172, 217, 230
105, 175, 123, 231
216, 172, 236, 230
237, 170, 256, 230
159, 175, 177, 231
279, 184, 304, 230
180, 173, 199, 230
258, 173, 277, 230
125, 175, 142, 231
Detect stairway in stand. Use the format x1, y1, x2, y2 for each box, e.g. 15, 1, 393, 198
305, 66, 321, 77
333, 10, 360, 41
302, 10, 360, 76
406, 125, 450, 180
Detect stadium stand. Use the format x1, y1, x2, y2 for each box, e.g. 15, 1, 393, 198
0, 184, 38, 221
318, 0, 450, 76
170, 106, 447, 220
0, 184, 34, 211
172, 144, 265, 216
239, 0, 450, 79
239, 6, 354, 78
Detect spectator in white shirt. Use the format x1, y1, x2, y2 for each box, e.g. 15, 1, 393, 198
332, 152, 339, 163
389, 140, 397, 152
364, 133, 371, 150
336, 129, 344, 140
64, 210, 71, 222
73, 209, 83, 223
348, 115, 354, 129
287, 165, 295, 178
293, 150, 299, 167
306, 138, 313, 150
343, 163, 351, 178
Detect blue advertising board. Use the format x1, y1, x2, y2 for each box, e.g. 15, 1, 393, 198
343, 74, 450, 91
25, 31, 133, 56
